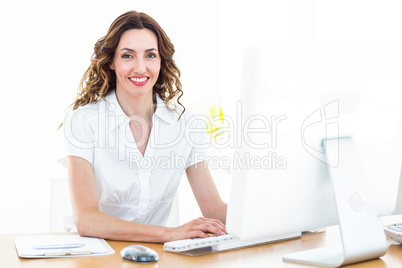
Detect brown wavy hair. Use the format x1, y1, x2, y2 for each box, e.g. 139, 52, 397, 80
71, 10, 184, 117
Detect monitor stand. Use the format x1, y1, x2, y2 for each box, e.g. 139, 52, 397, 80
283, 137, 388, 267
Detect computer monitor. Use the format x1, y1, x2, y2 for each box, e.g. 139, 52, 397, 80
226, 46, 402, 267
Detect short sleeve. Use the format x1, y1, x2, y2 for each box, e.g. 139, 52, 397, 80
185, 116, 209, 169
64, 108, 95, 165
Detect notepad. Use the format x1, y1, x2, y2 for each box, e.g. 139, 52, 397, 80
14, 235, 115, 258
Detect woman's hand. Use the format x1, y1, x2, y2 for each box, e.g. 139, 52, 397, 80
165, 217, 227, 242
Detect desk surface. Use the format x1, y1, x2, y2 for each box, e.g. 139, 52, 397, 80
2, 227, 402, 268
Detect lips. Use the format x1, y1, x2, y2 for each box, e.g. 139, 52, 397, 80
129, 76, 149, 86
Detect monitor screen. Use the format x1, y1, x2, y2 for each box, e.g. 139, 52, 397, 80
226, 46, 402, 240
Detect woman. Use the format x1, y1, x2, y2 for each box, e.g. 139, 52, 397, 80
64, 11, 227, 242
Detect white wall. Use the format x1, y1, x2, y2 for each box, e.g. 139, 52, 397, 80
1, 0, 402, 233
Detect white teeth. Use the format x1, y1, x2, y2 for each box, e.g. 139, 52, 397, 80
130, 77, 148, 82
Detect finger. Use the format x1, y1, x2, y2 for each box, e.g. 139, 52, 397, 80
196, 218, 227, 234
188, 230, 209, 239
208, 222, 227, 234
211, 220, 226, 232
195, 223, 226, 235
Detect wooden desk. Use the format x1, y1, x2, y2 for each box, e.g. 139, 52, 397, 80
2, 228, 402, 268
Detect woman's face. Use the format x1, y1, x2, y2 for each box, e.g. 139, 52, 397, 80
110, 28, 161, 100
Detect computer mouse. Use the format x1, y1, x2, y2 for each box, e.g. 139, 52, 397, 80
120, 245, 159, 263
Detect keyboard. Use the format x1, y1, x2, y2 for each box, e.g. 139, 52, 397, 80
163, 232, 300, 255
384, 224, 402, 244
164, 234, 236, 252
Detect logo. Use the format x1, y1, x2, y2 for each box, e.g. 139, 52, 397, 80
301, 100, 339, 167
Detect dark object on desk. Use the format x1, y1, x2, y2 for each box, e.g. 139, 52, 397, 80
121, 245, 159, 263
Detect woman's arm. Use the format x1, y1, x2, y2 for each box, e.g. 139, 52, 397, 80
186, 161, 228, 224
68, 156, 225, 242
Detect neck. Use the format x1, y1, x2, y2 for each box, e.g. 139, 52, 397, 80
115, 89, 156, 122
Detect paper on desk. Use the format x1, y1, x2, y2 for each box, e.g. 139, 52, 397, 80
14, 235, 114, 258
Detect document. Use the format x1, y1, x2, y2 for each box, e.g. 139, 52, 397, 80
14, 235, 115, 258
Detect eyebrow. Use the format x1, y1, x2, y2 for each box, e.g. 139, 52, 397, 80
120, 48, 158, 52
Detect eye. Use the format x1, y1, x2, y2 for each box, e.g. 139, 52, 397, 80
122, 54, 132, 59
146, 53, 157, 59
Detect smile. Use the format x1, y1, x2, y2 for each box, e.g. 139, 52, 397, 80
129, 77, 148, 82
129, 77, 149, 86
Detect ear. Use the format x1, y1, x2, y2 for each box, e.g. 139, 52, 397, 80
109, 62, 115, 70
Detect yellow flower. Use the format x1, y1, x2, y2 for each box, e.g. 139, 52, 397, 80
206, 104, 225, 140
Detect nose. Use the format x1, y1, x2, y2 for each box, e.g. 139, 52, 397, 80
134, 57, 146, 74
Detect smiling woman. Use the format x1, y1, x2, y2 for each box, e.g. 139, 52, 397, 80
63, 10, 228, 243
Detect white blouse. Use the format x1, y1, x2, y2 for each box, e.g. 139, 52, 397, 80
64, 90, 207, 226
